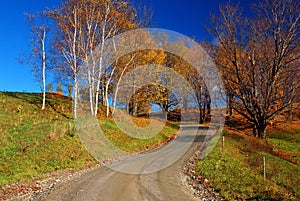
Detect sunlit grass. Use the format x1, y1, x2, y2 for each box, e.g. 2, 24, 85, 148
196, 128, 300, 200
100, 119, 178, 152
0, 92, 179, 187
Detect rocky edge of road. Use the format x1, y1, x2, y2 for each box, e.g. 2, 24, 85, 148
182, 145, 225, 201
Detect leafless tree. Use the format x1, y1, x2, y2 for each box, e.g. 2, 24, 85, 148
208, 0, 299, 138
24, 11, 51, 110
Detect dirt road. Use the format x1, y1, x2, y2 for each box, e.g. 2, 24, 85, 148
42, 126, 210, 201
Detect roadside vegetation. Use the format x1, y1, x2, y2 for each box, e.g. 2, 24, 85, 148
196, 115, 300, 200
0, 92, 178, 187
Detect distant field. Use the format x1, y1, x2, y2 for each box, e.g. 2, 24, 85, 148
0, 92, 179, 187
196, 122, 300, 200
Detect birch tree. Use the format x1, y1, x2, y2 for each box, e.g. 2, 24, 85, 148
97, 1, 138, 117
25, 12, 50, 110
50, 0, 83, 119
51, 0, 138, 118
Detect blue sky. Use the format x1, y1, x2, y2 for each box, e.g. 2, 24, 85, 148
0, 0, 62, 92
0, 0, 255, 92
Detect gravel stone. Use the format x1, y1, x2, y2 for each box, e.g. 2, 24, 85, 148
182, 145, 226, 201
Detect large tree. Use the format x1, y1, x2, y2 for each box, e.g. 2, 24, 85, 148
209, 0, 299, 138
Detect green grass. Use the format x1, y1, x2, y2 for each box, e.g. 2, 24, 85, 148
100, 119, 178, 152
0, 92, 179, 187
0, 92, 95, 187
196, 128, 300, 200
267, 127, 300, 163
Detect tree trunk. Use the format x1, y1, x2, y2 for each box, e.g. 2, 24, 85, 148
73, 76, 78, 119
87, 69, 94, 116
112, 55, 135, 115
199, 86, 204, 124
183, 94, 188, 112
254, 118, 267, 139
94, 58, 103, 117
207, 97, 211, 116
253, 124, 258, 137
227, 94, 234, 118
41, 29, 46, 110
105, 86, 110, 117
199, 111, 204, 124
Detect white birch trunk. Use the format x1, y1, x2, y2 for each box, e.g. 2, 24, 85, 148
94, 4, 110, 116
72, 9, 78, 119
105, 67, 116, 117
112, 55, 135, 114
41, 29, 46, 110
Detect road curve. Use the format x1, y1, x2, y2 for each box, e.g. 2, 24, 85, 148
42, 126, 210, 201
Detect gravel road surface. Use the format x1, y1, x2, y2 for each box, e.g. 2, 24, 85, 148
41, 125, 211, 201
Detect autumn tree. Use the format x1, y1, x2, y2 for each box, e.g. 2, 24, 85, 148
47, 83, 53, 92
106, 29, 166, 116
90, 0, 137, 117
208, 0, 300, 138
50, 0, 137, 118
163, 40, 212, 124
49, 0, 83, 118
106, 31, 212, 122
57, 82, 63, 95
189, 74, 211, 124
111, 49, 166, 116
128, 50, 167, 115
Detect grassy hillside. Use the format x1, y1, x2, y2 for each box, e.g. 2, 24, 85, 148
196, 120, 300, 200
0, 92, 179, 187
